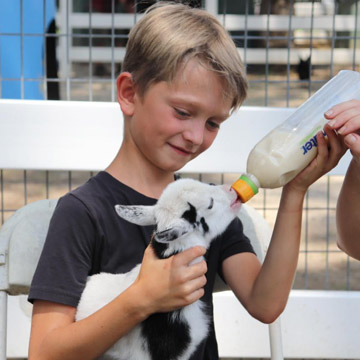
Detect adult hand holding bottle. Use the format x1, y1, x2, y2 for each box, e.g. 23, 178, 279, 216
327, 99, 360, 260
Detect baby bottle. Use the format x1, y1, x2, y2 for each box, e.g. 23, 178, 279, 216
232, 70, 360, 203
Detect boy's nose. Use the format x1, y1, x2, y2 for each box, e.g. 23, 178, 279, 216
183, 121, 205, 146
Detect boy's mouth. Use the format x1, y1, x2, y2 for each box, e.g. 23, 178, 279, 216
169, 143, 194, 156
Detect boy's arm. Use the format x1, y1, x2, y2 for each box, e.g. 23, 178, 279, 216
223, 184, 306, 324
326, 99, 360, 259
223, 125, 347, 323
29, 246, 207, 360
29, 288, 148, 360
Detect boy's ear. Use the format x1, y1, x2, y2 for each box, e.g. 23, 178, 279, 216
116, 72, 136, 116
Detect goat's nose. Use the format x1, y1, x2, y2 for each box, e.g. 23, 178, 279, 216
222, 184, 232, 192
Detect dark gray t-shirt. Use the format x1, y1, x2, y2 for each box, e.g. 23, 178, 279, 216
29, 171, 255, 359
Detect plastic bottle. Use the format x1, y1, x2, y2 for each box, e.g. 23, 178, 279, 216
232, 70, 360, 203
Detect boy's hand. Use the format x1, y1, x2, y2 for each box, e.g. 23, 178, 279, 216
285, 124, 347, 194
326, 99, 360, 160
133, 245, 207, 315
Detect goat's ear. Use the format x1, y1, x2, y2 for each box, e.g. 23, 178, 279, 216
154, 221, 194, 243
115, 204, 156, 226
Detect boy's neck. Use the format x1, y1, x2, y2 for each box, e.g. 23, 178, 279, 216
105, 149, 175, 199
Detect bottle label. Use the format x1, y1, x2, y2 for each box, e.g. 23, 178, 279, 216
299, 124, 326, 155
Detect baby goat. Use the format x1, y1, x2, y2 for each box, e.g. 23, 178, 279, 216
76, 178, 241, 360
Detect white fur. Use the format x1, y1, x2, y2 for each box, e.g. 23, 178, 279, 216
76, 178, 241, 360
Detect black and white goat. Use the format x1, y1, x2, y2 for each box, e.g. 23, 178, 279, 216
76, 178, 241, 360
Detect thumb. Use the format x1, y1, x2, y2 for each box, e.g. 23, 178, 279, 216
344, 133, 360, 158
142, 243, 158, 262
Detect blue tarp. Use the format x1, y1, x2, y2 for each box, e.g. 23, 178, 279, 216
0, 0, 56, 99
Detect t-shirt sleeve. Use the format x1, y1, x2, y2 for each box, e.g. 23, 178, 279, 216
219, 217, 255, 261
28, 194, 97, 307
217, 217, 256, 281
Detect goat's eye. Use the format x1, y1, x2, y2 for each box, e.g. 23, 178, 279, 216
208, 197, 214, 210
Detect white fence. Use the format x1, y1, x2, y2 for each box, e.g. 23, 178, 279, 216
0, 99, 359, 359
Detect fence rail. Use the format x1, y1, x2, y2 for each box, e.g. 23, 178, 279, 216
56, 10, 360, 73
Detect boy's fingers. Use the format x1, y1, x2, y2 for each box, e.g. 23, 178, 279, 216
326, 127, 347, 156
315, 131, 328, 157
186, 260, 208, 279
315, 128, 346, 173
173, 246, 206, 266
323, 125, 344, 150
181, 273, 207, 295
182, 288, 205, 305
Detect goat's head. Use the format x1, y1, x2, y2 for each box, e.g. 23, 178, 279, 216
115, 179, 241, 253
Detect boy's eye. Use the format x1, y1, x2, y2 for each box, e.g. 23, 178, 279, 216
206, 120, 220, 130
174, 108, 190, 118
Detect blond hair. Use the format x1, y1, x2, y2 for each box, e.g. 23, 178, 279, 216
122, 2, 247, 110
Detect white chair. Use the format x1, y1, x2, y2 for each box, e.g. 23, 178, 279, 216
0, 197, 282, 360
0, 199, 58, 360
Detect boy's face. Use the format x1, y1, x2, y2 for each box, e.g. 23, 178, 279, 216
127, 59, 233, 173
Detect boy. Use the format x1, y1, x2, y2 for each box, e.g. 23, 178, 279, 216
28, 3, 347, 359
326, 99, 360, 260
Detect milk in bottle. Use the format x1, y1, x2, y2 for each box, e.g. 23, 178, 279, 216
232, 70, 360, 203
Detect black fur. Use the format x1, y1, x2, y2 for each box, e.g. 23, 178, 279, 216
142, 311, 191, 360
200, 217, 209, 233
181, 203, 197, 224
151, 240, 179, 259
155, 229, 181, 242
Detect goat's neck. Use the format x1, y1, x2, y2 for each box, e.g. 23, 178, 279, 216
151, 233, 209, 262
